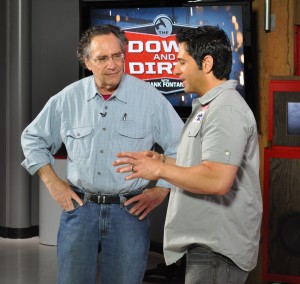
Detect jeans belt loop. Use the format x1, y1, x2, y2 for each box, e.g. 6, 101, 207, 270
119, 195, 127, 207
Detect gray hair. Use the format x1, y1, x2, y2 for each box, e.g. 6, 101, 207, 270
77, 24, 128, 68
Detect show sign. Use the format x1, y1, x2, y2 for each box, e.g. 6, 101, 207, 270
124, 15, 186, 95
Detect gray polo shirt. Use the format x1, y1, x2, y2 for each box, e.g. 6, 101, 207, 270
163, 80, 262, 271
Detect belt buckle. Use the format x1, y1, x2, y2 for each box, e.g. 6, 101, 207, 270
98, 195, 106, 204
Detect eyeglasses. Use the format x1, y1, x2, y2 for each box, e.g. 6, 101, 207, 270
90, 52, 124, 66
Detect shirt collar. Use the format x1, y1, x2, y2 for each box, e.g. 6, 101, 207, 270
195, 80, 238, 106
86, 74, 128, 104
110, 74, 128, 104
85, 76, 99, 101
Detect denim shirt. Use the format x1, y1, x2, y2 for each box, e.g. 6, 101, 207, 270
21, 74, 184, 194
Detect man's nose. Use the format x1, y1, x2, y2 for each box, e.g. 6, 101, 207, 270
106, 57, 117, 68
173, 63, 180, 75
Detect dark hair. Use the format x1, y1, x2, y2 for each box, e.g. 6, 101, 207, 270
77, 24, 128, 68
176, 25, 232, 80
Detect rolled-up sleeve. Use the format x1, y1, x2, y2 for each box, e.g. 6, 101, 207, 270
202, 105, 248, 167
21, 96, 63, 175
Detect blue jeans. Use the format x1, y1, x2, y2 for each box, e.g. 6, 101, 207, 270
57, 200, 150, 284
185, 245, 249, 284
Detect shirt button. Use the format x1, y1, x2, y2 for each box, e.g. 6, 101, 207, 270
76, 133, 80, 136
105, 106, 108, 109
100, 150, 104, 153
97, 172, 101, 175
102, 128, 106, 131
225, 151, 230, 156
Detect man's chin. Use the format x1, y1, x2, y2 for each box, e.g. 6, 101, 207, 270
106, 77, 122, 89
183, 87, 189, 93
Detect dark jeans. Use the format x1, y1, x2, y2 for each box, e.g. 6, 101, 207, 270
185, 245, 249, 284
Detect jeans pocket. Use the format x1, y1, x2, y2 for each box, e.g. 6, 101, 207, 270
65, 199, 85, 214
123, 201, 139, 217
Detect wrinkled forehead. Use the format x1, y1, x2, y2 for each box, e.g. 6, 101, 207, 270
89, 34, 123, 56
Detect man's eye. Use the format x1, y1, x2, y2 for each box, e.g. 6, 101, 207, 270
97, 57, 108, 63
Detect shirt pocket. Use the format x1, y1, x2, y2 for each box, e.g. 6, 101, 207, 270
65, 127, 93, 159
186, 123, 201, 138
118, 120, 146, 139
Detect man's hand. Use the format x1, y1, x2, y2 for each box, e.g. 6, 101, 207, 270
113, 151, 163, 181
38, 164, 83, 211
47, 179, 83, 211
124, 186, 170, 220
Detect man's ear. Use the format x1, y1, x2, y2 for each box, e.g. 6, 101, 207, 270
202, 55, 213, 73
84, 58, 92, 71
